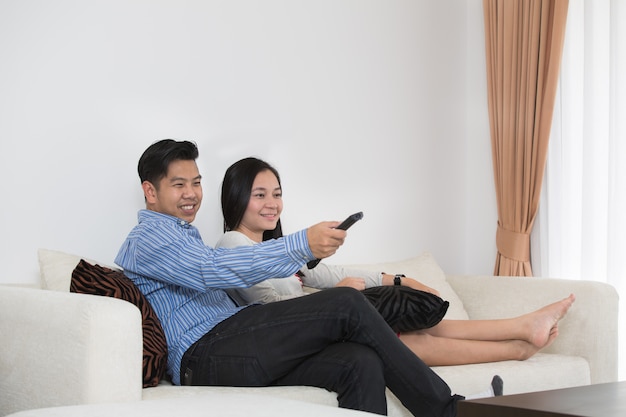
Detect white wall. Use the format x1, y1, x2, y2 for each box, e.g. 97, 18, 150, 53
0, 0, 496, 285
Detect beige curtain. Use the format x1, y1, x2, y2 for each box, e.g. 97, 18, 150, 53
483, 0, 569, 276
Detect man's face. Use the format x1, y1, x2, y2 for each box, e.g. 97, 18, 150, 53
143, 159, 203, 223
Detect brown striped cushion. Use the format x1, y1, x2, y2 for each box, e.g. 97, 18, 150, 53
70, 259, 167, 388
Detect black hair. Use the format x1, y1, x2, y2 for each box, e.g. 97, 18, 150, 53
138, 139, 199, 186
221, 157, 283, 240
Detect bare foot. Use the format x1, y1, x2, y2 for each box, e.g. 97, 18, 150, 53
526, 294, 574, 348
546, 325, 559, 347
514, 325, 560, 361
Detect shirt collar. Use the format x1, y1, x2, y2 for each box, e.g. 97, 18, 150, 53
137, 209, 192, 228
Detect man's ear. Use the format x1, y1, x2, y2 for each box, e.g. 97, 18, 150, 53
142, 181, 158, 204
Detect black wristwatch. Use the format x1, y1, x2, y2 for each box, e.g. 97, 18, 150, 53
394, 274, 405, 286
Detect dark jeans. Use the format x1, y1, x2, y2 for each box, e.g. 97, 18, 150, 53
180, 287, 462, 417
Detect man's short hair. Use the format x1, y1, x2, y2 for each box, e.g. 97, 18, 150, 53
138, 139, 199, 185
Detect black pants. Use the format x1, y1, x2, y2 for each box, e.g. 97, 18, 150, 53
181, 287, 461, 416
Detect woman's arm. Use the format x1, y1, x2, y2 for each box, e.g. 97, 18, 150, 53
380, 274, 440, 296
299, 263, 381, 289
301, 263, 440, 296
227, 278, 303, 305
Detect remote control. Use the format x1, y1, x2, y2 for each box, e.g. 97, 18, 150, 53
306, 212, 363, 269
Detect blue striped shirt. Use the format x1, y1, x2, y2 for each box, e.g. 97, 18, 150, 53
115, 209, 314, 385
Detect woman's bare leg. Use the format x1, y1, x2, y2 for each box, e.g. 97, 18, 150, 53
399, 329, 559, 366
422, 294, 575, 347
397, 294, 574, 366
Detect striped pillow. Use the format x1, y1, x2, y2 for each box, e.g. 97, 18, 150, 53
70, 259, 167, 388
361, 286, 449, 332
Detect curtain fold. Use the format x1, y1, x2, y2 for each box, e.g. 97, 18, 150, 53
483, 0, 569, 276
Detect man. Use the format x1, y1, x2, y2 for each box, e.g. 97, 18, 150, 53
115, 139, 462, 417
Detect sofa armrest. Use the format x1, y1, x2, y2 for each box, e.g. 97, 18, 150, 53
446, 275, 619, 385
0, 286, 143, 416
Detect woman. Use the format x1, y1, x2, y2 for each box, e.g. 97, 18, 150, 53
216, 157, 575, 367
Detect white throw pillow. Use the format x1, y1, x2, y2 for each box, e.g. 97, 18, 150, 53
37, 248, 119, 292
345, 252, 469, 320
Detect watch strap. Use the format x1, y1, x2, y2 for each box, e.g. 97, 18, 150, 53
394, 274, 405, 286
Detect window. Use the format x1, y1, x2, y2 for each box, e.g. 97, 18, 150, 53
532, 0, 625, 379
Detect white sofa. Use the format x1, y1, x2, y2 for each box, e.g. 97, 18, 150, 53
0, 250, 619, 417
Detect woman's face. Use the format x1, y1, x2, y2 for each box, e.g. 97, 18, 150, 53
238, 169, 283, 242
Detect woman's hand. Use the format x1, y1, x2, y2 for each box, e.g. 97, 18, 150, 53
335, 277, 366, 291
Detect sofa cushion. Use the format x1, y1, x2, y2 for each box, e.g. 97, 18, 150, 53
432, 353, 591, 396
346, 252, 469, 320
70, 259, 168, 388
